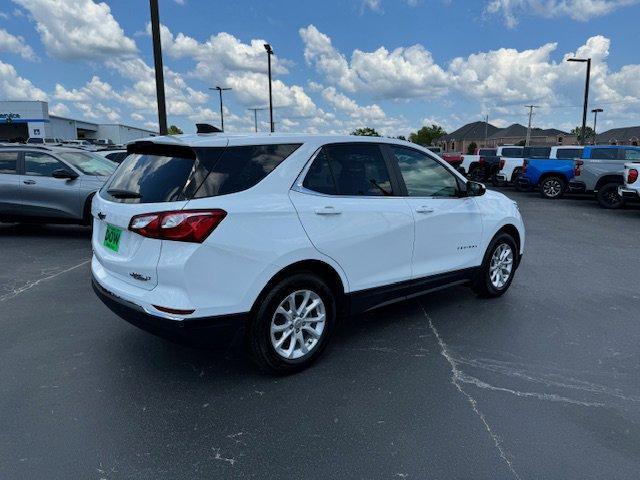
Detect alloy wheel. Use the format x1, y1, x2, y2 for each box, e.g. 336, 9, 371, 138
270, 290, 326, 360
542, 179, 562, 198
489, 243, 514, 289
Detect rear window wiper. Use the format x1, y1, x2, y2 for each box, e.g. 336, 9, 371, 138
107, 188, 142, 199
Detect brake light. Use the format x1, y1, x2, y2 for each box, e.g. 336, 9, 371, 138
129, 209, 227, 243
499, 159, 505, 170
574, 159, 584, 177
629, 168, 639, 184
479, 156, 485, 164
522, 159, 528, 173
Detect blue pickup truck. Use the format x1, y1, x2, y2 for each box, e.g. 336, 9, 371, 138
517, 147, 584, 199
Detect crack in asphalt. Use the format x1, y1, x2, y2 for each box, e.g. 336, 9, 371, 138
0, 260, 90, 303
420, 302, 522, 480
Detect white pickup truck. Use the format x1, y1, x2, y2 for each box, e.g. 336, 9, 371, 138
497, 145, 583, 187
618, 162, 640, 201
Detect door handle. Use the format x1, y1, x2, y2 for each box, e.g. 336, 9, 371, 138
415, 206, 435, 214
23, 180, 36, 185
314, 206, 342, 215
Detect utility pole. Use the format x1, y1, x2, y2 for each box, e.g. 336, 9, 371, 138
264, 44, 274, 133
210, 86, 231, 132
525, 105, 539, 146
567, 57, 591, 145
247, 107, 268, 132
591, 108, 603, 145
484, 115, 489, 147
149, 0, 167, 135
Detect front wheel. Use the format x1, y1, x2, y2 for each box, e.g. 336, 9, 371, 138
247, 273, 336, 374
469, 165, 486, 182
539, 176, 565, 199
472, 233, 518, 298
596, 183, 625, 209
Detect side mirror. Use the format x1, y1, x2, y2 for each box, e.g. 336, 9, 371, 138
466, 181, 486, 197
52, 168, 79, 180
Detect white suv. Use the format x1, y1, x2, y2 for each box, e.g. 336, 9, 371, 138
91, 133, 525, 373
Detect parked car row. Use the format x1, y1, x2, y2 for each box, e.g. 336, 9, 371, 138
452, 144, 640, 209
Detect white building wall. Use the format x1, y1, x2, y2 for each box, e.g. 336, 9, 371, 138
96, 124, 156, 144
50, 117, 78, 139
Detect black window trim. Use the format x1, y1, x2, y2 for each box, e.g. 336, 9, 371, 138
294, 142, 403, 198
380, 143, 467, 199
23, 150, 78, 177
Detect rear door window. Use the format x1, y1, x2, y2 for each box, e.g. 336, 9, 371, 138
309, 143, 393, 196
24, 152, 66, 177
556, 148, 583, 159
523, 147, 551, 158
590, 148, 620, 160
478, 149, 496, 156
501, 147, 524, 158
0, 151, 18, 174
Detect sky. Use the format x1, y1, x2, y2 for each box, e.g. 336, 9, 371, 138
1, 0, 639, 137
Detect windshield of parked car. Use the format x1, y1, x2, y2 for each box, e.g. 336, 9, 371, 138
58, 151, 117, 176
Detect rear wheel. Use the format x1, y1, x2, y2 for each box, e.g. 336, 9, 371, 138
539, 176, 565, 199
247, 273, 336, 374
469, 165, 486, 182
596, 183, 625, 209
472, 233, 518, 298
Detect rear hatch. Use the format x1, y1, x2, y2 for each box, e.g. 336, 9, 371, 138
92, 139, 227, 290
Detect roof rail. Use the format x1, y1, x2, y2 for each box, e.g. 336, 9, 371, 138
196, 123, 223, 134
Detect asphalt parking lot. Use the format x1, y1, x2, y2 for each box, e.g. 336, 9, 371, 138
1, 189, 640, 480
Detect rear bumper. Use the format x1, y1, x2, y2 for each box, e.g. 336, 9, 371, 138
92, 275, 247, 336
517, 178, 532, 188
496, 174, 507, 182
618, 186, 640, 200
568, 181, 587, 193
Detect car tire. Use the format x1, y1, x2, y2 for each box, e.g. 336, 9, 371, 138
247, 272, 336, 374
510, 167, 523, 185
596, 183, 625, 209
469, 165, 486, 182
539, 176, 565, 199
472, 233, 518, 298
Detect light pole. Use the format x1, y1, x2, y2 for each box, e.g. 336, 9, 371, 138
567, 57, 591, 145
149, 0, 167, 135
210, 86, 231, 132
591, 108, 603, 145
264, 43, 274, 133
247, 107, 268, 132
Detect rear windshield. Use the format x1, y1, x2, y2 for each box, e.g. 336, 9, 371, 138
590, 148, 620, 160
59, 151, 117, 176
102, 143, 301, 203
555, 148, 583, 159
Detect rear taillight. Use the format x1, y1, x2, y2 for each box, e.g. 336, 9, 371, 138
628, 169, 639, 184
522, 159, 528, 173
574, 159, 584, 177
479, 156, 485, 164
499, 159, 505, 170
129, 209, 227, 243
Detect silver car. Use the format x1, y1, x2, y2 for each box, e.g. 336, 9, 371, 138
0, 146, 117, 225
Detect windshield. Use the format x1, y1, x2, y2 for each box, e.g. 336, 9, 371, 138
59, 151, 117, 176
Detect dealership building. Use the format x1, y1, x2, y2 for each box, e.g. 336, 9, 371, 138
0, 100, 157, 144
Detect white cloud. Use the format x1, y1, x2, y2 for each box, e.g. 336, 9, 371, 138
485, 0, 640, 27
130, 112, 145, 122
0, 28, 36, 60
300, 24, 449, 99
362, 0, 383, 12
322, 87, 386, 122
12, 0, 137, 60
49, 102, 70, 116
0, 60, 47, 100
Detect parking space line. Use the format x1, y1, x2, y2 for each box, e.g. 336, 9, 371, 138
0, 259, 90, 303
419, 302, 522, 480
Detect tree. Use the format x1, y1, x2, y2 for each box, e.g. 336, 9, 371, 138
467, 142, 477, 155
167, 125, 183, 135
516, 139, 526, 146
570, 125, 595, 142
351, 127, 380, 137
408, 124, 446, 146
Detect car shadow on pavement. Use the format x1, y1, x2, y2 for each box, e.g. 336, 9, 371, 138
0, 222, 91, 239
